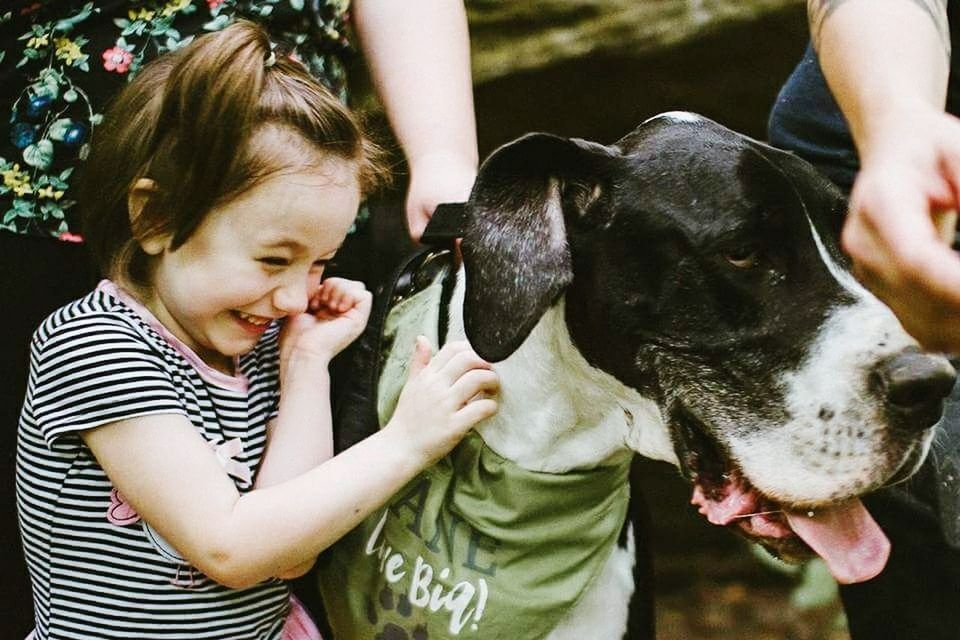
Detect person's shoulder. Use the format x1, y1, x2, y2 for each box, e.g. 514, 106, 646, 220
31, 285, 153, 355
35, 286, 135, 332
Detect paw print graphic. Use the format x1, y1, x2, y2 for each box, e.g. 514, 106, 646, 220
375, 623, 428, 640
368, 585, 429, 639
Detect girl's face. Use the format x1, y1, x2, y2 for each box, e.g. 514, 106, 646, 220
141, 160, 360, 373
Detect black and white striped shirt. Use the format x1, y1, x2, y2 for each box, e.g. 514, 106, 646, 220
16, 281, 289, 639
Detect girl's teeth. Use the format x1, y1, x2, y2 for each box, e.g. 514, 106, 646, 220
238, 312, 269, 326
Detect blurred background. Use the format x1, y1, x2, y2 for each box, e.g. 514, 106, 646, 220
345, 1, 851, 638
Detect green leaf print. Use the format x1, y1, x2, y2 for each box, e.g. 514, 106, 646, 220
23, 140, 54, 171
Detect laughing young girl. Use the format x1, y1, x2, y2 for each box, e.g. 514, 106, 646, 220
16, 21, 497, 639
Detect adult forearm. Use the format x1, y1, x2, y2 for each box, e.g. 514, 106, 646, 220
352, 0, 478, 169
809, 0, 950, 159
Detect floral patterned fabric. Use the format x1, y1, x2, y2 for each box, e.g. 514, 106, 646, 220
0, 0, 352, 240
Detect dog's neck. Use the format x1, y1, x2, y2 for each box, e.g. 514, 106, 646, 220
446, 273, 677, 473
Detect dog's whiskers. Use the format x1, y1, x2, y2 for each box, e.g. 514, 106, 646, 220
728, 509, 783, 520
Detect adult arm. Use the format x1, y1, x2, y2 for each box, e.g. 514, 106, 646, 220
352, 0, 479, 241
810, 0, 960, 352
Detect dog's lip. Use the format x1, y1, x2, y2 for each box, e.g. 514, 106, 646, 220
690, 468, 791, 538
679, 413, 892, 584
884, 440, 928, 486
690, 468, 891, 583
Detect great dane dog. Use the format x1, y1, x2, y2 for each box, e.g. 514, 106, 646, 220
316, 113, 956, 640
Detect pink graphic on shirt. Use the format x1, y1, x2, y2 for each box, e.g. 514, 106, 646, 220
212, 438, 253, 485
107, 487, 141, 526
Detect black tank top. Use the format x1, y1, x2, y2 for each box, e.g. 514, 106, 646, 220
768, 1, 960, 191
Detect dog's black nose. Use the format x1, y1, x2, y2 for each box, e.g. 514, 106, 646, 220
872, 350, 957, 429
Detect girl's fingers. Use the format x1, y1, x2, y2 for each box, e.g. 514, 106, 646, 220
435, 347, 492, 383
425, 340, 472, 371
449, 369, 500, 406
353, 289, 373, 316
407, 336, 433, 382
322, 282, 344, 310
340, 286, 368, 313
315, 279, 370, 315
330, 289, 346, 312
453, 397, 499, 429
319, 282, 333, 303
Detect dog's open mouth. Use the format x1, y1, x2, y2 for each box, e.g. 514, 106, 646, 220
675, 408, 890, 584
690, 468, 890, 584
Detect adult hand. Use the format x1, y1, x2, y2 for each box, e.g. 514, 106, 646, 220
842, 105, 960, 353
405, 151, 477, 241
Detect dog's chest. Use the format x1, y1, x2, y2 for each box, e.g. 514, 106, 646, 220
318, 261, 633, 639
317, 434, 631, 639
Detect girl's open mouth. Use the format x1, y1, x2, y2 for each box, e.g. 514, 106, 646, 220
233, 310, 273, 334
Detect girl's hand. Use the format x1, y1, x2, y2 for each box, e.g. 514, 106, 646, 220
280, 277, 372, 370
386, 337, 499, 466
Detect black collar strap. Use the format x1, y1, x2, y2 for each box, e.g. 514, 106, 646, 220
420, 202, 467, 247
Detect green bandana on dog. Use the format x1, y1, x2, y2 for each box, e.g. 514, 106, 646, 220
318, 265, 632, 639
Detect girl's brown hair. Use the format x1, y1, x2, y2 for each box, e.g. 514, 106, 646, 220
80, 20, 385, 286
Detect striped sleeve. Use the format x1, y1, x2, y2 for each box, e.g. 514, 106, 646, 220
28, 313, 185, 447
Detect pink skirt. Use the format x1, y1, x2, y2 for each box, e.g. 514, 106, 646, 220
26, 595, 321, 640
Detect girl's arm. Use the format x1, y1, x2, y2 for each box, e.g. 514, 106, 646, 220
254, 278, 373, 490
352, 0, 479, 240
810, 0, 960, 351
82, 339, 498, 590
252, 279, 371, 578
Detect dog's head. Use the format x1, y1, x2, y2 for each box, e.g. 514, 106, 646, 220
457, 112, 956, 583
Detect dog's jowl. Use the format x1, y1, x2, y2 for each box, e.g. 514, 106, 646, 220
319, 113, 956, 640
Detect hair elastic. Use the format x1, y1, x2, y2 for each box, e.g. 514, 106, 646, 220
264, 51, 277, 68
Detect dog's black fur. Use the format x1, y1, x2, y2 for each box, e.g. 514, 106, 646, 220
321, 113, 955, 639
461, 116, 849, 429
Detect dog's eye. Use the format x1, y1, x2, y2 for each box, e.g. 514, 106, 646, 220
724, 248, 759, 269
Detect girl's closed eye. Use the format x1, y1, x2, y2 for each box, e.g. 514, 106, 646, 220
258, 256, 292, 268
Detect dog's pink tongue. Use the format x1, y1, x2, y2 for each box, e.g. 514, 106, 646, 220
784, 499, 890, 584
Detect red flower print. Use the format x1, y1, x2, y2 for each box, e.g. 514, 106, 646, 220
207, 0, 226, 8
102, 46, 133, 74
59, 231, 83, 243
107, 487, 141, 526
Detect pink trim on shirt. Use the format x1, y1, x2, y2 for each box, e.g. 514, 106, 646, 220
97, 280, 250, 393
283, 595, 323, 640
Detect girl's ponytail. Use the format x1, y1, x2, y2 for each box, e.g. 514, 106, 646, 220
148, 21, 271, 249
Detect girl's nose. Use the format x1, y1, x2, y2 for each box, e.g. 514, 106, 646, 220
272, 280, 309, 315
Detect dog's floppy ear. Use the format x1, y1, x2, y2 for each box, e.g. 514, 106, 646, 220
461, 133, 616, 361
748, 142, 849, 260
